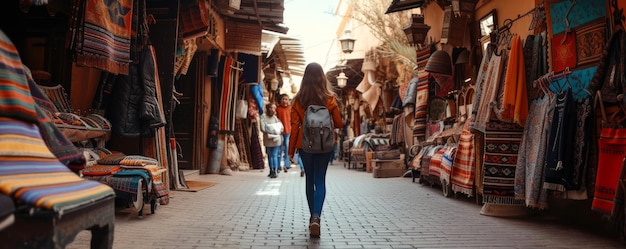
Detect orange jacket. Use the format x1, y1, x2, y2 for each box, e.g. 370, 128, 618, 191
288, 97, 343, 158
275, 104, 291, 134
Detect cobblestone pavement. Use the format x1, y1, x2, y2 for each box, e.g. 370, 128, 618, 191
68, 161, 626, 249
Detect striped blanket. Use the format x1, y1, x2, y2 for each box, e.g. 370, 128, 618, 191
413, 46, 431, 142
0, 118, 114, 213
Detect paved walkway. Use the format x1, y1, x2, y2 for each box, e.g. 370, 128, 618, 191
69, 161, 625, 249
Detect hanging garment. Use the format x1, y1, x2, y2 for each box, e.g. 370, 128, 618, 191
500, 35, 529, 126
566, 95, 593, 199
543, 89, 577, 192
469, 45, 494, 130
472, 53, 504, 133
514, 95, 553, 209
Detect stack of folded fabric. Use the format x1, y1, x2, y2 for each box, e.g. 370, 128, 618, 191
82, 153, 169, 216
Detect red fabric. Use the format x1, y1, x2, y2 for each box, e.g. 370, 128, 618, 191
551, 31, 577, 72
592, 127, 626, 214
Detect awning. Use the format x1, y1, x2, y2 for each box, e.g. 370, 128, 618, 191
326, 59, 364, 89
385, 0, 425, 14
217, 0, 288, 34
273, 37, 307, 77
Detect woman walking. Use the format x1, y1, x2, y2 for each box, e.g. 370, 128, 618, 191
288, 62, 343, 237
260, 103, 283, 178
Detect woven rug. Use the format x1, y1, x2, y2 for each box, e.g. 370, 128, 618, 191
482, 121, 525, 205
176, 181, 216, 192
70, 0, 133, 75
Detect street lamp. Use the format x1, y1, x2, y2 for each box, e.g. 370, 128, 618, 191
339, 30, 356, 54
336, 71, 348, 88
337, 29, 356, 88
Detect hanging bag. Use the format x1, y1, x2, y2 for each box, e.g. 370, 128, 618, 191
235, 86, 248, 119
592, 91, 626, 215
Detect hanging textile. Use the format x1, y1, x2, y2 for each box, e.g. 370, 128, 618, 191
543, 89, 577, 191
472, 53, 504, 133
469, 45, 494, 132
482, 121, 525, 205
249, 120, 265, 170
451, 120, 476, 197
500, 35, 529, 126
593, 126, 626, 215
514, 95, 553, 209
239, 53, 260, 83
67, 0, 133, 75
412, 46, 431, 142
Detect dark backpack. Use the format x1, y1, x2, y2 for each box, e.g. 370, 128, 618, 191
302, 105, 334, 153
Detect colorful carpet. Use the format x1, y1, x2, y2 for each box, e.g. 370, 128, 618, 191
482, 121, 525, 205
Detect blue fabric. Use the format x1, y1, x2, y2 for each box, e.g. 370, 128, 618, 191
281, 134, 291, 169
298, 149, 332, 217
296, 151, 304, 171
250, 84, 264, 114
266, 146, 281, 170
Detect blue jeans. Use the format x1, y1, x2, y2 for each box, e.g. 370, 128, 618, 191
294, 151, 304, 171
281, 134, 291, 168
298, 149, 332, 217
266, 146, 281, 170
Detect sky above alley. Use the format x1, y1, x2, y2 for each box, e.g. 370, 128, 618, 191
283, 0, 339, 70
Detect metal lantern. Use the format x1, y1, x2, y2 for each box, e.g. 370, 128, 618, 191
451, 0, 478, 17
336, 72, 348, 88
403, 14, 431, 45
339, 30, 356, 54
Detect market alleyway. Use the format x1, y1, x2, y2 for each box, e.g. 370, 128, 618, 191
69, 160, 625, 249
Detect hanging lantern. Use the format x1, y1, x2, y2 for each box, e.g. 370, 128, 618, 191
403, 14, 431, 45
451, 0, 478, 17
336, 72, 348, 88
339, 30, 356, 54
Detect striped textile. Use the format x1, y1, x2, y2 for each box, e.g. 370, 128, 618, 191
0, 118, 113, 213
412, 46, 431, 141
440, 146, 457, 188
0, 32, 38, 124
451, 129, 476, 197
428, 147, 447, 180
68, 0, 133, 75
29, 79, 86, 170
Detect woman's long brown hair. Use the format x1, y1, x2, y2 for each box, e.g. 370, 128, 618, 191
293, 62, 336, 108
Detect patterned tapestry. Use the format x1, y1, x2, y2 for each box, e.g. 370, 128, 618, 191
68, 0, 133, 75
482, 121, 525, 205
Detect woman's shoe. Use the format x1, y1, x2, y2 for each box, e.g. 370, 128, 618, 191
309, 216, 320, 237
269, 169, 277, 178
